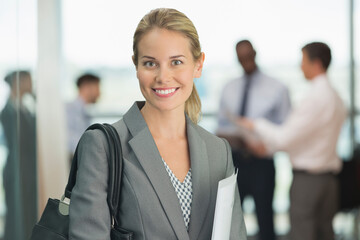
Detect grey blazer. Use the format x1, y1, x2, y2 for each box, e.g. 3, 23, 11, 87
69, 102, 247, 240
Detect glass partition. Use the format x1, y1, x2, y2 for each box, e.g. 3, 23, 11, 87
0, 0, 37, 239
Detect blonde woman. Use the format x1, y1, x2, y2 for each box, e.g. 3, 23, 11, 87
69, 8, 247, 240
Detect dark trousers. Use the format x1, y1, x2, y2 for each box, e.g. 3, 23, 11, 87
232, 150, 276, 240
290, 171, 338, 240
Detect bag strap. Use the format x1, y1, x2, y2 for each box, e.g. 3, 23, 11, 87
103, 123, 123, 224
64, 123, 123, 225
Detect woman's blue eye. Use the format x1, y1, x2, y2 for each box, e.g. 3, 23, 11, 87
172, 60, 182, 65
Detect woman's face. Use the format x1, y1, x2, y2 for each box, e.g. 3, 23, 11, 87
135, 28, 204, 114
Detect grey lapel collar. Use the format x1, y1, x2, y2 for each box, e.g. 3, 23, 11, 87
186, 117, 211, 240
123, 102, 190, 240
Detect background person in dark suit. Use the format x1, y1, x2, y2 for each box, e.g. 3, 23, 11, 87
217, 40, 291, 240
0, 70, 37, 240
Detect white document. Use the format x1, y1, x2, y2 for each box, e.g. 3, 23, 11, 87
211, 171, 238, 240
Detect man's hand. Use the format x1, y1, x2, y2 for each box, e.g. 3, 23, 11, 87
236, 117, 255, 131
245, 138, 267, 157
232, 117, 267, 157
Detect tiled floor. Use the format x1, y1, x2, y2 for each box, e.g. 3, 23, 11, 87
244, 209, 360, 240
248, 234, 360, 240
247, 234, 359, 240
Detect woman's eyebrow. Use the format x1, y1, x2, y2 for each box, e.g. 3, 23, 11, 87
140, 55, 186, 60
170, 55, 185, 59
141, 56, 156, 59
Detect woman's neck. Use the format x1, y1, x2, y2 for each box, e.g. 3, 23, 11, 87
140, 103, 186, 140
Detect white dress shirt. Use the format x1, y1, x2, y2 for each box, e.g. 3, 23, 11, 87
217, 69, 291, 133
254, 74, 347, 173
65, 97, 91, 154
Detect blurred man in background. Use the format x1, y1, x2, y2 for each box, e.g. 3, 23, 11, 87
1, 70, 37, 240
239, 42, 346, 240
65, 73, 101, 160
217, 40, 291, 240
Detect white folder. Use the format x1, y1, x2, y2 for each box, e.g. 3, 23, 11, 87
211, 171, 238, 240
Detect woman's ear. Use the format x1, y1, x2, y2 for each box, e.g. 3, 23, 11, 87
194, 52, 205, 78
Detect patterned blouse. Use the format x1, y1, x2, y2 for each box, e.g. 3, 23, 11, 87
162, 158, 193, 230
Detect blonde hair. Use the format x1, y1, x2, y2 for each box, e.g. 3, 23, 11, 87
133, 8, 202, 124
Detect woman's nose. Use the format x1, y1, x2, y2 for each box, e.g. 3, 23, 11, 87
156, 66, 172, 83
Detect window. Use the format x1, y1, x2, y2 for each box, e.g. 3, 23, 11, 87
61, 0, 355, 237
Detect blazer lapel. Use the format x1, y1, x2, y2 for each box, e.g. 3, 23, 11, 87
187, 118, 211, 240
123, 102, 190, 240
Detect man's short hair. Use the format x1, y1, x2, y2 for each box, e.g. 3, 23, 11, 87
76, 73, 100, 88
236, 39, 254, 50
302, 42, 331, 70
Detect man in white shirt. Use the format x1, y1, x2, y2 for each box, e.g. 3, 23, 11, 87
65, 73, 101, 160
239, 42, 347, 240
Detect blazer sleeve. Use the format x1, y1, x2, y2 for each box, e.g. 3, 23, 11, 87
222, 139, 248, 240
69, 130, 111, 240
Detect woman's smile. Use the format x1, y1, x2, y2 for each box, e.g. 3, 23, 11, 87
153, 87, 179, 97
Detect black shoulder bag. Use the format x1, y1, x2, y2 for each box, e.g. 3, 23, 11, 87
29, 123, 133, 240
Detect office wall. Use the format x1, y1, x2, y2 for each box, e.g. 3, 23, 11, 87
0, 0, 358, 238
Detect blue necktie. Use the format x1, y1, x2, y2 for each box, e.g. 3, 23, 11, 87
239, 75, 251, 117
